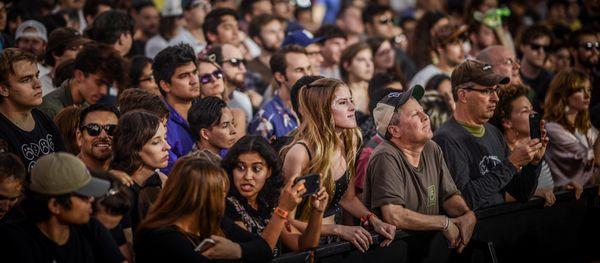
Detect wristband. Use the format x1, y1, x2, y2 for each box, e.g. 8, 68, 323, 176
360, 213, 374, 228
274, 207, 289, 218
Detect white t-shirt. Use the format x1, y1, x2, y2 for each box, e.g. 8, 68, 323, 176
145, 35, 169, 59
168, 27, 206, 55
228, 90, 253, 124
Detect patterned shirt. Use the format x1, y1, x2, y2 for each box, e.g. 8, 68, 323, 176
248, 95, 298, 141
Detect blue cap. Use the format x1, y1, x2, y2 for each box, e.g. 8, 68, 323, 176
282, 30, 323, 48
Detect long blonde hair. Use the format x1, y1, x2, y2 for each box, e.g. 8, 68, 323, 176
282, 78, 362, 220
137, 157, 229, 239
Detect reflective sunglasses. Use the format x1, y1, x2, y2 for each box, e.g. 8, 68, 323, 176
223, 58, 246, 67
80, 123, 117, 136
378, 16, 394, 25
200, 70, 224, 84
529, 43, 550, 52
579, 42, 600, 51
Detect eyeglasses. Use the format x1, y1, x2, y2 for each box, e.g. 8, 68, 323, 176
461, 86, 500, 95
378, 16, 394, 25
503, 58, 520, 66
223, 58, 246, 68
579, 42, 600, 51
80, 123, 117, 136
199, 70, 224, 84
529, 43, 550, 52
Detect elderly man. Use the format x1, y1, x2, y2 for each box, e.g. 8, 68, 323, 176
364, 85, 476, 253
476, 45, 523, 85
433, 60, 545, 211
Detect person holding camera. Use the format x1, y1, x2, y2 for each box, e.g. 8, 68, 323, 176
222, 135, 327, 256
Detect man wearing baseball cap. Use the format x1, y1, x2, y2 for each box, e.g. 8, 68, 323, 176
0, 153, 124, 262
283, 29, 324, 75
15, 20, 47, 58
433, 59, 546, 211
363, 85, 476, 254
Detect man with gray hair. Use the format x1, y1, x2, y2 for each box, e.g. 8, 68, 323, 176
364, 85, 476, 253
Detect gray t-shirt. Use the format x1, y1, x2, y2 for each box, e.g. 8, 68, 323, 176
363, 139, 460, 216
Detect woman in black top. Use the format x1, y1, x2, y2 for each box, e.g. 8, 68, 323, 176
222, 136, 328, 255
135, 157, 272, 262
111, 111, 171, 233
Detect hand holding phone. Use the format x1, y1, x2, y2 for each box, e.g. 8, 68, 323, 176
194, 238, 216, 253
294, 173, 320, 197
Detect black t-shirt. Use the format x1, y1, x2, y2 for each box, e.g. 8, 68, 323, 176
134, 217, 273, 263
0, 108, 65, 171
521, 69, 553, 113
0, 218, 124, 263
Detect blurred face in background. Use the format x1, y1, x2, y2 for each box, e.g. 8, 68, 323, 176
321, 37, 347, 65
137, 5, 160, 37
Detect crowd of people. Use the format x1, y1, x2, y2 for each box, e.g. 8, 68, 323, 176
0, 0, 598, 262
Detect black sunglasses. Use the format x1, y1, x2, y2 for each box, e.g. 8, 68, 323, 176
200, 70, 224, 84
80, 123, 117, 136
579, 42, 600, 51
223, 58, 246, 67
529, 43, 550, 52
378, 16, 394, 25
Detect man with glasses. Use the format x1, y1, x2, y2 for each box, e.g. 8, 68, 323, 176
249, 45, 310, 140
153, 43, 199, 174
433, 60, 545, 210
283, 29, 324, 76
362, 3, 416, 79
410, 23, 467, 88
0, 48, 65, 171
207, 43, 254, 125
76, 104, 119, 173
518, 25, 555, 111
570, 28, 600, 120
0, 153, 124, 263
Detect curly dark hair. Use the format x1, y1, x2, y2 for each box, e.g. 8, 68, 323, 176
221, 136, 283, 215
490, 84, 530, 133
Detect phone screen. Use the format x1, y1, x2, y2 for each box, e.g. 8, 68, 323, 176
294, 173, 320, 197
529, 113, 542, 139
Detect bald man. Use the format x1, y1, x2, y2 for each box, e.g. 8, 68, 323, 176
476, 45, 522, 85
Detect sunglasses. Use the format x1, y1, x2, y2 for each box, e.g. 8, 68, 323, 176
80, 123, 117, 136
378, 16, 394, 25
579, 42, 600, 51
200, 70, 224, 84
529, 43, 550, 52
223, 58, 246, 68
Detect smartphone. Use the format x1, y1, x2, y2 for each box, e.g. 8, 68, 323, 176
529, 113, 542, 140
194, 238, 216, 253
294, 173, 320, 197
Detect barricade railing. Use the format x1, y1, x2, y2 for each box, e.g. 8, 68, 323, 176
272, 185, 600, 263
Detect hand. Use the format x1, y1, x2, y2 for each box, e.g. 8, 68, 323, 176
509, 137, 543, 168
442, 219, 460, 249
536, 188, 556, 207
451, 211, 476, 253
201, 235, 242, 260
336, 225, 373, 253
277, 178, 306, 212
108, 169, 134, 187
310, 186, 328, 213
566, 181, 583, 200
370, 217, 396, 247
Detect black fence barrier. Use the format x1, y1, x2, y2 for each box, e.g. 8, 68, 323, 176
273, 186, 600, 263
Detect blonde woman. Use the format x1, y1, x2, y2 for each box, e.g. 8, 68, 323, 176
281, 78, 396, 252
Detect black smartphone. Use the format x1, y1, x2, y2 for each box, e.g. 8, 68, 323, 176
294, 173, 320, 197
194, 238, 216, 253
529, 113, 542, 139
